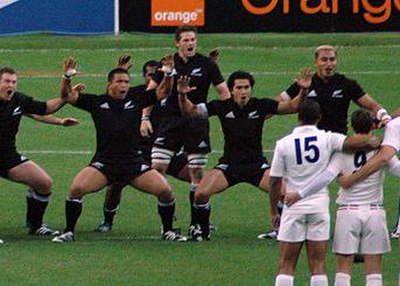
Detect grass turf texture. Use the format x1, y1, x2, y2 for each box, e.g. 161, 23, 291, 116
0, 32, 399, 285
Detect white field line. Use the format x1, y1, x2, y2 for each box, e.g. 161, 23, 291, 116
20, 149, 274, 155
1, 44, 400, 53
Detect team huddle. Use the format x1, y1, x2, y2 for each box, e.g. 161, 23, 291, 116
0, 25, 398, 286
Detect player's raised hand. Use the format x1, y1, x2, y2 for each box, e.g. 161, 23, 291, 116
63, 57, 77, 79
177, 76, 196, 95
295, 67, 312, 90
208, 48, 220, 64
117, 55, 133, 70
160, 55, 175, 76
72, 83, 86, 94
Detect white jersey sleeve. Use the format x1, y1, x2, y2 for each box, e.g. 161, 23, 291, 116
382, 117, 400, 152
297, 152, 344, 198
327, 132, 347, 152
387, 156, 400, 177
270, 141, 285, 177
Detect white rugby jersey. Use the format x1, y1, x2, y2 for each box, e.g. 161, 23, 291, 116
382, 117, 400, 152
327, 150, 384, 205
270, 125, 346, 213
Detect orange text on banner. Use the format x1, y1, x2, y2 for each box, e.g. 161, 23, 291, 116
151, 0, 205, 27
242, 0, 400, 24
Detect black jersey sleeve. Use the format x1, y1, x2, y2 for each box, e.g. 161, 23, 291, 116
285, 82, 300, 99
75, 93, 97, 112
209, 60, 225, 86
136, 89, 158, 109
18, 93, 47, 115
205, 100, 221, 116
347, 78, 366, 101
259, 98, 279, 115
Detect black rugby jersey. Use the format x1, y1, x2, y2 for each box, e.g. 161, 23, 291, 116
285, 73, 365, 134
153, 53, 224, 117
0, 92, 46, 153
75, 89, 157, 164
207, 97, 279, 164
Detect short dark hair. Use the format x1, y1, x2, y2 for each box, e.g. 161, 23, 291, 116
227, 70, 255, 91
0, 67, 16, 79
142, 60, 159, 76
107, 68, 130, 82
298, 100, 321, 125
351, 109, 374, 134
175, 25, 197, 42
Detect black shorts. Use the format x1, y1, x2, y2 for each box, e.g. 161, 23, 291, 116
154, 117, 211, 154
0, 151, 30, 178
166, 152, 188, 177
214, 160, 270, 187
89, 157, 152, 185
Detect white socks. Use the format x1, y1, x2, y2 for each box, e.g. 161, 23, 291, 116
310, 275, 328, 286
366, 274, 382, 286
275, 274, 294, 286
334, 272, 351, 286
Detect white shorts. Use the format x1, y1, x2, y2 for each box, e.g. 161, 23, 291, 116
277, 212, 330, 242
333, 205, 391, 254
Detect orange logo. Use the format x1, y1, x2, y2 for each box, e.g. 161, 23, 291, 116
151, 0, 205, 27
242, 0, 400, 24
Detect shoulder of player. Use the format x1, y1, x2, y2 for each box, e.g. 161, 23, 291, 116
128, 84, 146, 95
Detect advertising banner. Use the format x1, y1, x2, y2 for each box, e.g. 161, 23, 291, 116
0, 0, 114, 35
151, 0, 204, 27
121, 0, 400, 33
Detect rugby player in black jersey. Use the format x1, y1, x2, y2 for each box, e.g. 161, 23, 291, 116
52, 57, 187, 243
95, 59, 190, 233
176, 69, 311, 241
140, 27, 229, 238
0, 66, 70, 243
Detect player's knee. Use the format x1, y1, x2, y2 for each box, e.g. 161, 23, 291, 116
69, 182, 88, 198
157, 187, 174, 202
194, 190, 209, 204
31, 175, 53, 195
151, 147, 174, 171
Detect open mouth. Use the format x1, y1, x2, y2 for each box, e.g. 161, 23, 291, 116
7, 90, 12, 95
188, 47, 194, 52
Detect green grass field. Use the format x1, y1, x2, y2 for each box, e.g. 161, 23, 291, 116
0, 32, 400, 285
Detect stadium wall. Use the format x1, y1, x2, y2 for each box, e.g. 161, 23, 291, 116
121, 0, 400, 33
0, 0, 114, 35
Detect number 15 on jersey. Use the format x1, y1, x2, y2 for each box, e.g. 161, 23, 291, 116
294, 136, 320, 165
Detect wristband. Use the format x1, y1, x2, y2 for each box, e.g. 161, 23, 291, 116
376, 108, 388, 121
161, 66, 176, 77
381, 114, 392, 122
63, 68, 77, 80
141, 115, 150, 121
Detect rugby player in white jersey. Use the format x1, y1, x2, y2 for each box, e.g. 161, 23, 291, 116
285, 109, 400, 286
269, 101, 380, 286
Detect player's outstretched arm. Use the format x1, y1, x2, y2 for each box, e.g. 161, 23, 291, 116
276, 67, 312, 114
26, 114, 80, 126
339, 145, 397, 188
